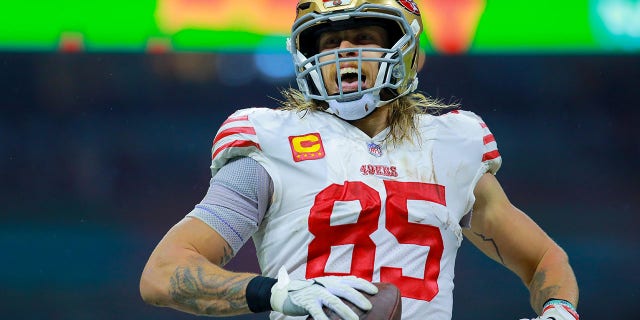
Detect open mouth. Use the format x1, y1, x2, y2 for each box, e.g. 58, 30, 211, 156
339, 67, 366, 93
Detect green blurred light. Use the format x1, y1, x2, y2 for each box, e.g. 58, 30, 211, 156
0, 0, 638, 53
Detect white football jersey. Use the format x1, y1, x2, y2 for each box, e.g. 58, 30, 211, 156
211, 108, 501, 320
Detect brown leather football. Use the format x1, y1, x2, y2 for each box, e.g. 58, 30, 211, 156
306, 282, 402, 320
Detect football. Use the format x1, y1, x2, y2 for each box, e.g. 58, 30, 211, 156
307, 282, 402, 320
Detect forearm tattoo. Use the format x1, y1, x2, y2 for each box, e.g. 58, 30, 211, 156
169, 265, 251, 315
529, 270, 560, 312
473, 232, 505, 265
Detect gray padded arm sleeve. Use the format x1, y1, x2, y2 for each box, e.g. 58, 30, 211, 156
187, 157, 273, 254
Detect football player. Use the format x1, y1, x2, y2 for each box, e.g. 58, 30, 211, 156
140, 1, 579, 319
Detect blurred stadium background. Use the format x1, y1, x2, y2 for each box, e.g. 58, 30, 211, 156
1, 0, 639, 319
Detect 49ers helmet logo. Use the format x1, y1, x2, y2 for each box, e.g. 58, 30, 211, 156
396, 0, 420, 15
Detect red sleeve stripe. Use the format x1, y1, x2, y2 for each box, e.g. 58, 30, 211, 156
221, 115, 249, 126
212, 140, 261, 159
483, 134, 495, 145
213, 126, 256, 145
479, 122, 488, 128
482, 150, 500, 161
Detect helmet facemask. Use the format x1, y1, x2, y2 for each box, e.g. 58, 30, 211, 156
288, 2, 422, 120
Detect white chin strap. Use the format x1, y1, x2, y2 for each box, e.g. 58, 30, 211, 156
326, 93, 379, 121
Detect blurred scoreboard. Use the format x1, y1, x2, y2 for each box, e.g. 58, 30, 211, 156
0, 0, 638, 53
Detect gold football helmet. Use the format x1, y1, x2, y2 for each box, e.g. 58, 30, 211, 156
287, 0, 423, 120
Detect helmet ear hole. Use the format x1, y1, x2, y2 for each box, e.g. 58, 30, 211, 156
380, 88, 399, 101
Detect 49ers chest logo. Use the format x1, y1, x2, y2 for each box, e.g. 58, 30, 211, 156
289, 133, 326, 162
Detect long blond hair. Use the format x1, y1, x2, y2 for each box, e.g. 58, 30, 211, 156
277, 88, 456, 145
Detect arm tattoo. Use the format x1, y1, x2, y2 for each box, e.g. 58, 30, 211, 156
529, 270, 560, 312
220, 245, 233, 266
473, 232, 505, 265
169, 265, 251, 315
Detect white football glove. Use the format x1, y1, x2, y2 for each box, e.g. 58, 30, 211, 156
520, 300, 579, 320
270, 267, 379, 320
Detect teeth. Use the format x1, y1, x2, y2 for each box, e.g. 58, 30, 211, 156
340, 67, 359, 76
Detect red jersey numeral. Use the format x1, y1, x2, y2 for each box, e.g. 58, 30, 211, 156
306, 181, 446, 301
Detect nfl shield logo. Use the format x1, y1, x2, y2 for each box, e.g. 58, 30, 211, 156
323, 0, 351, 8
367, 142, 383, 157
